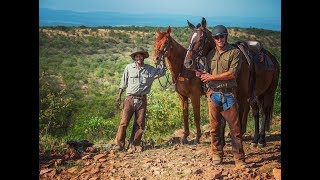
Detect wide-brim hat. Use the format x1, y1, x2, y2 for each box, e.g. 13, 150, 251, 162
130, 47, 149, 60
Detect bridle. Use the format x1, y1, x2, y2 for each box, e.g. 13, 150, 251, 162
186, 28, 210, 70
155, 36, 173, 65
155, 36, 172, 89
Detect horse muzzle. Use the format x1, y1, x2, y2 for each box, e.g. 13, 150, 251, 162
184, 58, 194, 69
153, 56, 162, 65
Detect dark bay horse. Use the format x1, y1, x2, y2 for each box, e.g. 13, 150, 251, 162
152, 27, 203, 144
184, 18, 280, 147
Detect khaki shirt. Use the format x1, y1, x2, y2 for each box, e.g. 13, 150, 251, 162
207, 44, 242, 88
119, 62, 166, 96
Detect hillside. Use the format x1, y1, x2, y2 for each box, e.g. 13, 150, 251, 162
39, 25, 281, 179
40, 125, 281, 179
39, 25, 281, 152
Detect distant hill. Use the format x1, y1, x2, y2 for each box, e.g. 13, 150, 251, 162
39, 8, 281, 31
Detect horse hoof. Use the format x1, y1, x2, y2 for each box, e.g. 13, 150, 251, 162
193, 140, 200, 145
181, 138, 188, 145
251, 142, 258, 147
258, 142, 266, 148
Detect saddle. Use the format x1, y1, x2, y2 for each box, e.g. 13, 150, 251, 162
235, 40, 275, 71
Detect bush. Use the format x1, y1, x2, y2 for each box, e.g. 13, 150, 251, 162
144, 91, 182, 139
68, 115, 118, 142
39, 72, 74, 136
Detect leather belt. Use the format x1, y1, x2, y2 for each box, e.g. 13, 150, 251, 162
212, 88, 233, 93
129, 95, 146, 99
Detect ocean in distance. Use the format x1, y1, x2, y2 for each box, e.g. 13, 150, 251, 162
40, 8, 280, 31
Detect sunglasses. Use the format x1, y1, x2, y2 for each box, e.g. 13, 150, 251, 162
213, 35, 225, 40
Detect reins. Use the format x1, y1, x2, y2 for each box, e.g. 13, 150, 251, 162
155, 37, 174, 90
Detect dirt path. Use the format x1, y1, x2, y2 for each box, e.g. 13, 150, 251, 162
39, 129, 281, 180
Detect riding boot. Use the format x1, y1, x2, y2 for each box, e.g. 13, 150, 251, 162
206, 91, 224, 163
220, 104, 245, 163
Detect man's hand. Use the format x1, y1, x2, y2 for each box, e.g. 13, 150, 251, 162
116, 88, 124, 110
200, 72, 213, 83
116, 96, 121, 109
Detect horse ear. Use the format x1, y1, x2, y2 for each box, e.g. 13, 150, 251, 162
156, 28, 161, 36
201, 17, 207, 28
167, 26, 171, 34
187, 20, 195, 30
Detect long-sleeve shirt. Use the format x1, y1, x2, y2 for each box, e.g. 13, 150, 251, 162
119, 62, 166, 96
207, 44, 243, 88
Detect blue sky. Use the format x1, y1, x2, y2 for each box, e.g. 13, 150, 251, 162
40, 0, 281, 18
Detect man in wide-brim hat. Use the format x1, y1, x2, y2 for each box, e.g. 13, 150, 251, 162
113, 46, 166, 153
130, 47, 149, 60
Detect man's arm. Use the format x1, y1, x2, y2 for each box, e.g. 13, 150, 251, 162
200, 71, 235, 83
153, 63, 167, 79
117, 66, 128, 109
116, 88, 124, 109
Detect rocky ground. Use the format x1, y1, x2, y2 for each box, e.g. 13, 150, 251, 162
39, 126, 281, 180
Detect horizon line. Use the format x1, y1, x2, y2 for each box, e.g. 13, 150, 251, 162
39, 7, 281, 19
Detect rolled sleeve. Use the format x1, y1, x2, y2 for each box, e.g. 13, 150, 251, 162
153, 64, 166, 79
229, 49, 241, 76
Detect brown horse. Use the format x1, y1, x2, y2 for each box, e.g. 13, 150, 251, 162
184, 17, 280, 147
152, 27, 203, 144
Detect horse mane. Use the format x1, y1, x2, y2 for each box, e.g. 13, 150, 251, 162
155, 29, 195, 83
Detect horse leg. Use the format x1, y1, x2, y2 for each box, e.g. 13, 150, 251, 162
258, 94, 274, 148
178, 94, 189, 144
190, 94, 201, 144
238, 96, 250, 137
236, 95, 250, 149
250, 100, 260, 147
219, 117, 226, 148
258, 111, 267, 147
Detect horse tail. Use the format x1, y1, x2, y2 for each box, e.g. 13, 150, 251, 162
262, 49, 280, 131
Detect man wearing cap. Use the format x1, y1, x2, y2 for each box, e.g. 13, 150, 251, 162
197, 25, 247, 168
114, 47, 166, 153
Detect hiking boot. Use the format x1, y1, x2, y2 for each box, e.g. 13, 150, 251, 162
212, 154, 222, 165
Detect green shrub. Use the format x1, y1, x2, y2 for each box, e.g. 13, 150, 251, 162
39, 72, 74, 136
68, 115, 118, 142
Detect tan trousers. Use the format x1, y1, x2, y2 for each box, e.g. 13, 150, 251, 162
114, 95, 147, 148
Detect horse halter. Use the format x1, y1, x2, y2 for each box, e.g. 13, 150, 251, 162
154, 36, 172, 89
187, 29, 209, 70
156, 36, 172, 64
